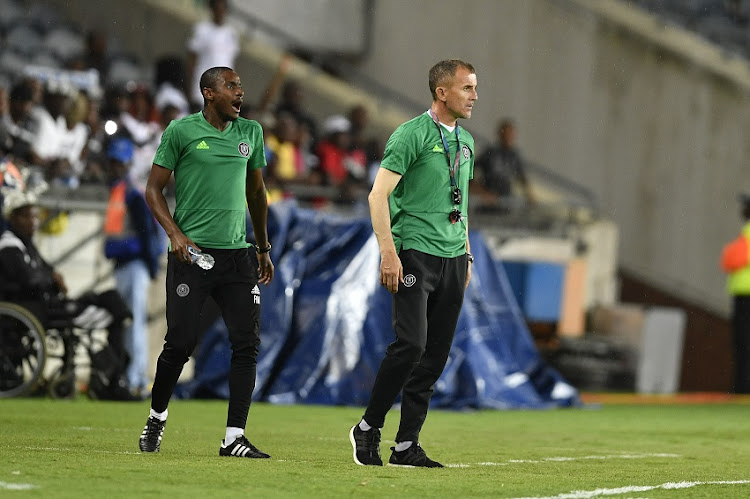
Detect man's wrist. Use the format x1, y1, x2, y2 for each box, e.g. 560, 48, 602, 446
256, 243, 272, 254
466, 252, 474, 264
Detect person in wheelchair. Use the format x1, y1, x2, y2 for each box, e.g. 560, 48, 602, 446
0, 191, 138, 400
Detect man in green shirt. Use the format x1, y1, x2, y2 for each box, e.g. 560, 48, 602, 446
350, 59, 477, 467
138, 67, 274, 458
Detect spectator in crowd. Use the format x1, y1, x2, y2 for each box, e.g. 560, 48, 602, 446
83, 29, 112, 83
103, 137, 164, 399
720, 193, 750, 393
154, 56, 190, 119
348, 104, 371, 152
186, 0, 239, 111
57, 90, 90, 186
473, 118, 535, 210
315, 114, 367, 203
265, 111, 306, 199
130, 103, 180, 192
30, 80, 77, 185
275, 80, 319, 146
0, 82, 38, 164
0, 189, 136, 400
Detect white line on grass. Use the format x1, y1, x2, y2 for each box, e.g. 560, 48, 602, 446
0, 481, 38, 490
445, 452, 680, 468
509, 480, 750, 498
21, 446, 141, 455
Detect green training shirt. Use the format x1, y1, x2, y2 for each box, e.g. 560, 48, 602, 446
380, 111, 474, 258
153, 112, 266, 249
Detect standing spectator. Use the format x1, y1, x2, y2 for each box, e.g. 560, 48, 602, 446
275, 80, 319, 146
350, 59, 477, 468
103, 137, 165, 398
138, 66, 274, 458
348, 104, 371, 152
720, 193, 750, 393
265, 112, 307, 197
186, 0, 239, 111
154, 56, 190, 119
473, 118, 535, 209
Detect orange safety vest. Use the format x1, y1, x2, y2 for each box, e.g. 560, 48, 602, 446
721, 222, 750, 295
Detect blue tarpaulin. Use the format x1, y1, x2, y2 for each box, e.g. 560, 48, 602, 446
176, 201, 580, 409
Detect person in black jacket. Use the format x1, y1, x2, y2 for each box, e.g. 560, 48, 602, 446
0, 192, 136, 400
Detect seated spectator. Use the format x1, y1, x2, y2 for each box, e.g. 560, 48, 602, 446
29, 79, 78, 186
314, 115, 368, 205
57, 90, 91, 186
473, 118, 535, 210
0, 188, 137, 400
0, 82, 38, 164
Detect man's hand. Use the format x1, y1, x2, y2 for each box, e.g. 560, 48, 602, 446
380, 252, 403, 294
257, 252, 274, 285
170, 232, 198, 264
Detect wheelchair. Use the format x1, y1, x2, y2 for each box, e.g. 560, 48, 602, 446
0, 300, 107, 399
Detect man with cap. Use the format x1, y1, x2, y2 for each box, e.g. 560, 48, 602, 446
0, 187, 136, 399
104, 137, 165, 398
721, 193, 750, 393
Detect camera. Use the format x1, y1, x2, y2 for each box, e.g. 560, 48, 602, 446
451, 187, 462, 205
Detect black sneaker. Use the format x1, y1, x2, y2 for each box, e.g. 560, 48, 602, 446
388, 443, 444, 468
219, 435, 270, 458
139, 416, 166, 452
349, 425, 383, 466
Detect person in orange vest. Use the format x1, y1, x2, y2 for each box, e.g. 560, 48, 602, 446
104, 137, 165, 398
721, 193, 750, 393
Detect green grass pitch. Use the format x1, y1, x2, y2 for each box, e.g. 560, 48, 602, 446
1, 397, 750, 497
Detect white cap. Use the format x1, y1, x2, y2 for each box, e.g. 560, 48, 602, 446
323, 115, 351, 135
2, 189, 38, 219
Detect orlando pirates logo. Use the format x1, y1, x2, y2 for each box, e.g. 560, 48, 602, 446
238, 142, 250, 157
462, 144, 471, 161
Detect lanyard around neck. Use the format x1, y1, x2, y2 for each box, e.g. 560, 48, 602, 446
429, 110, 461, 188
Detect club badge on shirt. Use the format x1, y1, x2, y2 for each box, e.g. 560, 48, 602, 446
238, 142, 250, 157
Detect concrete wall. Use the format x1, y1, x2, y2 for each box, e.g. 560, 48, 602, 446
46, 0, 749, 316
355, 0, 750, 316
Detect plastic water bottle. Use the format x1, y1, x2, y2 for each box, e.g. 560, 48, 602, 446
187, 246, 215, 270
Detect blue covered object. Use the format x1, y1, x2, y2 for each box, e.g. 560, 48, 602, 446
176, 201, 579, 409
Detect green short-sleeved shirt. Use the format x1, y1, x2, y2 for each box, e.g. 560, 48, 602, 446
153, 112, 266, 249
380, 111, 474, 258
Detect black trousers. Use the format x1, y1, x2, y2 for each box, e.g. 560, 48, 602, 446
363, 249, 468, 443
150, 248, 261, 428
732, 295, 750, 393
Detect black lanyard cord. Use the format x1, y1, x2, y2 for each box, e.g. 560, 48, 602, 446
429, 110, 461, 188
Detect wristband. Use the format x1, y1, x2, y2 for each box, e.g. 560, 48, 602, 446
256, 243, 272, 254
466, 253, 474, 264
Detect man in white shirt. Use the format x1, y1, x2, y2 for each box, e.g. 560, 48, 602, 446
186, 0, 240, 111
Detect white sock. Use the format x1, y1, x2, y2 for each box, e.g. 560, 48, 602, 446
224, 427, 244, 446
395, 441, 413, 452
150, 408, 167, 421
358, 419, 372, 431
